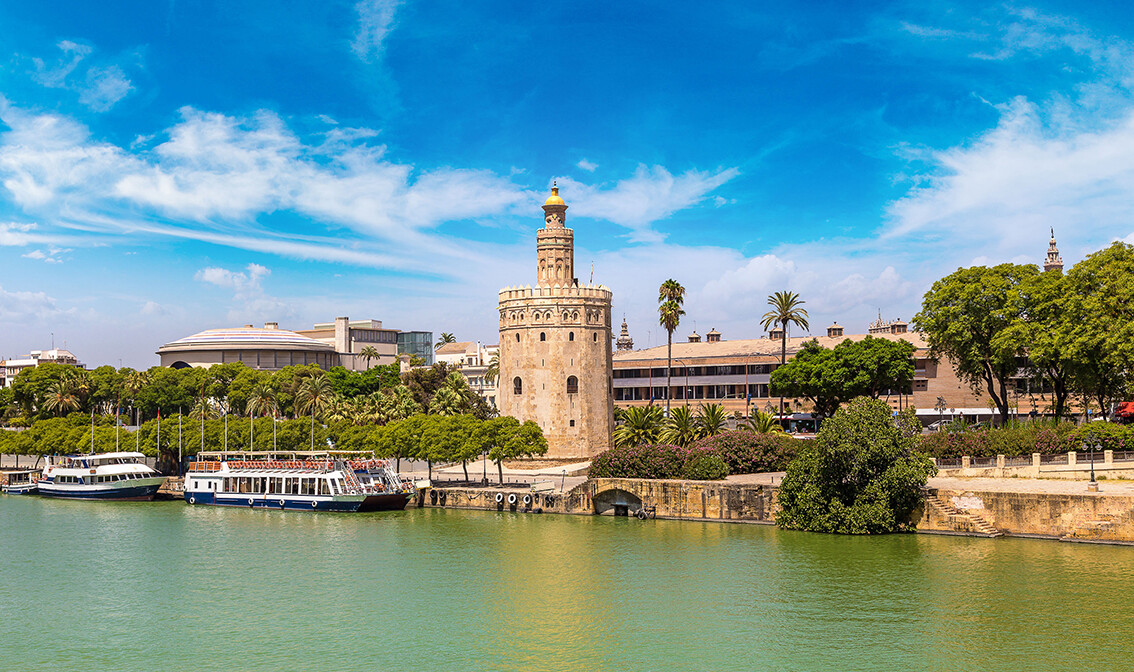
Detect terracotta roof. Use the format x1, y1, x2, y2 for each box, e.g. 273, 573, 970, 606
612, 331, 927, 362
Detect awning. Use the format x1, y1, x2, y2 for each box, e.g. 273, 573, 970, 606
1116, 401, 1134, 418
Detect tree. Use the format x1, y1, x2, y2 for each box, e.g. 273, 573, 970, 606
770, 337, 915, 418
485, 352, 499, 384
359, 345, 381, 371
295, 374, 335, 449
435, 332, 456, 350
761, 291, 810, 419
914, 264, 1037, 426
1058, 242, 1134, 419
1001, 270, 1072, 418
246, 381, 278, 419
776, 397, 935, 534
743, 410, 785, 434
695, 403, 728, 438
486, 418, 547, 484
657, 279, 686, 414
661, 406, 699, 447
612, 405, 665, 448
42, 380, 81, 417
124, 369, 150, 424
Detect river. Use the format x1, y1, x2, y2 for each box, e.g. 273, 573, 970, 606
2, 496, 1132, 671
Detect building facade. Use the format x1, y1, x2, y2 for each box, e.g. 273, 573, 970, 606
434, 341, 499, 408
1, 348, 85, 388
497, 186, 614, 459
397, 331, 435, 365
296, 317, 399, 370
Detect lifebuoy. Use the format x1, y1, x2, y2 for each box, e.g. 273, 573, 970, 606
495, 493, 504, 503
429, 490, 438, 504
189, 496, 196, 505
636, 509, 646, 520
311, 500, 318, 509
438, 491, 447, 504
248, 498, 255, 507
279, 499, 286, 508
508, 494, 517, 505
522, 494, 532, 505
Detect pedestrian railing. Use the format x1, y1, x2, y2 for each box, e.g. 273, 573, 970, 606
1041, 453, 1069, 465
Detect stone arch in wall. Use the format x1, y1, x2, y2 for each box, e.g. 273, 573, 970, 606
513, 377, 523, 394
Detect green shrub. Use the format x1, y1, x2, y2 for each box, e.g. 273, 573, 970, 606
589, 444, 692, 480
682, 452, 729, 481
777, 398, 935, 534
691, 430, 798, 474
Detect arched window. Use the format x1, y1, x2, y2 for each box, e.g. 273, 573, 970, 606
513, 377, 523, 395
540, 332, 546, 341
566, 376, 578, 394
593, 333, 598, 342
568, 332, 575, 341
515, 333, 520, 342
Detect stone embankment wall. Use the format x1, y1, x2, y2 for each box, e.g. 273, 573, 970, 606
427, 479, 1134, 544
919, 488, 1134, 543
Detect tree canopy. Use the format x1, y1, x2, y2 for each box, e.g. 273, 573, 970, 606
776, 397, 935, 534
770, 337, 915, 417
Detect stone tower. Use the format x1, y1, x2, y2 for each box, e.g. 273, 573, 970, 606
1044, 228, 1064, 272
497, 186, 614, 459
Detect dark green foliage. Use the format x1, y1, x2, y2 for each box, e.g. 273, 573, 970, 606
590, 444, 693, 480
683, 452, 729, 480
776, 397, 936, 534
916, 421, 1132, 458
692, 430, 799, 474
771, 337, 916, 418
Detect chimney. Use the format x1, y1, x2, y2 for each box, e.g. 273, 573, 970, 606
769, 327, 784, 341
243, 324, 253, 328
827, 323, 843, 338
706, 328, 721, 342
264, 322, 278, 330
335, 316, 350, 354
688, 331, 701, 343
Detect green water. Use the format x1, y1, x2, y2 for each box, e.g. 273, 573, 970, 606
2, 497, 1133, 672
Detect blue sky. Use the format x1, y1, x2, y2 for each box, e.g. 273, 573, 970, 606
2, 1, 1134, 367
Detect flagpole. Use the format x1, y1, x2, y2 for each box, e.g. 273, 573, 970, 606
178, 408, 182, 477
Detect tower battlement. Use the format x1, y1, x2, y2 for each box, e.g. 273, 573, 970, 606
498, 284, 612, 301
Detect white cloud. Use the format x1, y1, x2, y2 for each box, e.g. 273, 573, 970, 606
21, 244, 70, 263
194, 263, 290, 323
29, 40, 134, 111
0, 285, 65, 322
576, 159, 598, 172
0, 222, 39, 245
140, 301, 167, 316
79, 65, 134, 112
352, 0, 401, 63
556, 165, 740, 242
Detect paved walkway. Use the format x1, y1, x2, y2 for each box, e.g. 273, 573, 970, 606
928, 475, 1134, 496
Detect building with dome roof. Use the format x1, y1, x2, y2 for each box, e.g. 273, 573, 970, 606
497, 185, 614, 459
157, 324, 338, 370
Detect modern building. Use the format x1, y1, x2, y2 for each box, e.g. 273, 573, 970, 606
434, 341, 499, 408
157, 324, 338, 370
497, 185, 615, 459
295, 317, 399, 370
157, 316, 416, 372
1, 348, 85, 388
397, 331, 435, 366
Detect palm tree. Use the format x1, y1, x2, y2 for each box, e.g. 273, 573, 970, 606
124, 370, 150, 425
612, 405, 665, 448
661, 406, 699, 447
742, 410, 785, 434
43, 380, 81, 417
358, 345, 380, 371
295, 374, 335, 449
247, 381, 278, 419
435, 332, 456, 351
696, 403, 729, 438
484, 352, 499, 384
761, 291, 810, 422
657, 279, 686, 414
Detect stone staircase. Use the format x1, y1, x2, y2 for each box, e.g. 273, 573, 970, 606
925, 492, 1003, 537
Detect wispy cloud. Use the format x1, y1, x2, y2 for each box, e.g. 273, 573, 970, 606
29, 40, 134, 111
195, 263, 291, 323
21, 245, 70, 263
556, 165, 739, 242
576, 158, 598, 172
351, 0, 401, 63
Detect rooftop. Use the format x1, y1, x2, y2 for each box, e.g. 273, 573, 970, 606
612, 331, 928, 362
157, 327, 335, 353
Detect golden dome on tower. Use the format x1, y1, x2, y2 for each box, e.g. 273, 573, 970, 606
543, 184, 565, 206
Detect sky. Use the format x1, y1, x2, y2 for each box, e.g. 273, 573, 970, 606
2, 1, 1134, 368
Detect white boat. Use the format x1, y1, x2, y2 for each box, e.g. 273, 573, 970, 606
37, 452, 165, 501
1, 469, 40, 495
184, 451, 415, 512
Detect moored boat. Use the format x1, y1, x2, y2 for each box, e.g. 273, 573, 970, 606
1, 469, 40, 495
183, 451, 415, 512
36, 452, 165, 500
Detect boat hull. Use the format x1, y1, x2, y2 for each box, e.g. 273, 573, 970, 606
1, 483, 39, 495
37, 480, 163, 501
358, 492, 414, 512
184, 491, 367, 512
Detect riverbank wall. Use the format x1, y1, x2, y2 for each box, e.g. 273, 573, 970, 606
426, 479, 1134, 543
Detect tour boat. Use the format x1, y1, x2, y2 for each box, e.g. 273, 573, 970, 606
1, 469, 40, 495
183, 451, 416, 512
37, 452, 165, 500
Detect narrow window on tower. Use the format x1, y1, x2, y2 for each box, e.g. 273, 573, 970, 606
566, 376, 578, 394
540, 332, 546, 341
513, 377, 522, 395
569, 332, 574, 341
593, 333, 598, 342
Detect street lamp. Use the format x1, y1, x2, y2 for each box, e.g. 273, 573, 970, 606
481, 449, 488, 486
1087, 440, 1099, 492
